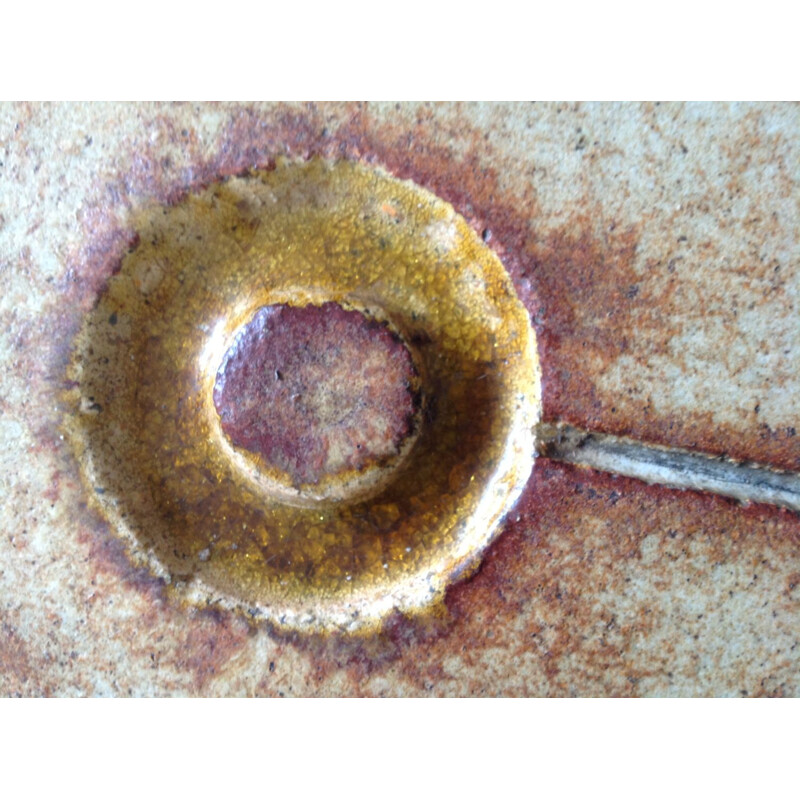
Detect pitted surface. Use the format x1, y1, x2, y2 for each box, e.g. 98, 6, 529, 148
213, 302, 419, 489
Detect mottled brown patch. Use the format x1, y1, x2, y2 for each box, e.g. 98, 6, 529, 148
214, 302, 419, 488
0, 620, 37, 697
75, 512, 168, 607
438, 462, 800, 696
252, 609, 452, 692
72, 515, 251, 692
172, 608, 251, 692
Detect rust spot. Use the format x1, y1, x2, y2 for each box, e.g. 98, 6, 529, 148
0, 620, 37, 697
213, 302, 419, 490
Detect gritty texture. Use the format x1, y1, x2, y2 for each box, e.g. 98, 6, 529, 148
1, 102, 799, 695
214, 302, 418, 487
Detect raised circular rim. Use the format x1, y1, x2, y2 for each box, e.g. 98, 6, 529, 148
64, 158, 542, 633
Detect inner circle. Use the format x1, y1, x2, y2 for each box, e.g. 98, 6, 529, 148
212, 302, 420, 493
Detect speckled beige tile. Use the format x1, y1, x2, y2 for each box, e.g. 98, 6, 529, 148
1, 102, 799, 696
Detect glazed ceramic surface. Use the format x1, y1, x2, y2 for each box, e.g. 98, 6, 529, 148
1, 102, 799, 696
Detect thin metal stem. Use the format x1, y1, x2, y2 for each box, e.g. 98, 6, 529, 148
535, 422, 800, 513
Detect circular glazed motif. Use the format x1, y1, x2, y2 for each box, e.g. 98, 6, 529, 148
65, 158, 541, 633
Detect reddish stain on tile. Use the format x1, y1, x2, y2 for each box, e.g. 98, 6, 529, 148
267, 459, 800, 696
45, 103, 798, 469
214, 302, 418, 488
169, 609, 252, 692
0, 619, 37, 697
3, 102, 799, 695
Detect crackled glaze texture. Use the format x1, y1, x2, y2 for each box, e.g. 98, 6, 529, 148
1, 102, 799, 695
61, 158, 539, 634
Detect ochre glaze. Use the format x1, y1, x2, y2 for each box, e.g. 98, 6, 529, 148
63, 158, 541, 633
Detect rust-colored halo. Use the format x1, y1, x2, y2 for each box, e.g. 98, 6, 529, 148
65, 158, 541, 633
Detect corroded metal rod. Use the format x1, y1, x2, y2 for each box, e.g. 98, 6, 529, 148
536, 422, 800, 513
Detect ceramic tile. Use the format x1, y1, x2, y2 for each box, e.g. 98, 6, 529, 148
1, 102, 798, 695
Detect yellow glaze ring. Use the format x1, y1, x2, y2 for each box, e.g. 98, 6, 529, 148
65, 158, 541, 633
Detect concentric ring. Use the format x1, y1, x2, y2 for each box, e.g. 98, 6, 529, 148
64, 158, 541, 633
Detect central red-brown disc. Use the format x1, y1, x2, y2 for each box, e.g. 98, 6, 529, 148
213, 302, 420, 488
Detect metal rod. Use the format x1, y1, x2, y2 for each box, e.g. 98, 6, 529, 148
535, 422, 800, 513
